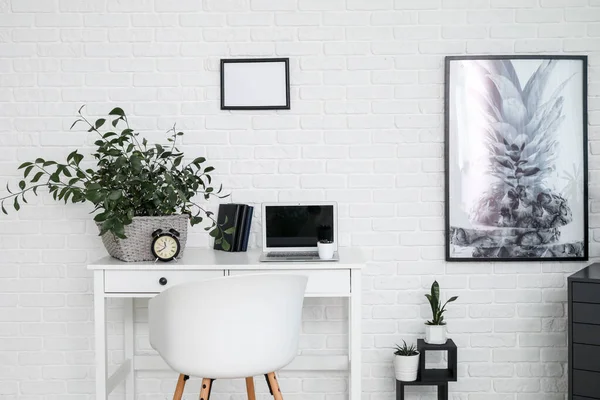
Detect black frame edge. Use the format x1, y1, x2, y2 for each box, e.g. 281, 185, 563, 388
220, 57, 291, 111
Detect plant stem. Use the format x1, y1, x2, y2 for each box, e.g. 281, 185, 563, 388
122, 113, 144, 152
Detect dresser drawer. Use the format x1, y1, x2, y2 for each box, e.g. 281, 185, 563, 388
574, 370, 600, 398
573, 282, 600, 303
573, 303, 600, 325
574, 344, 600, 372
573, 324, 600, 346
229, 269, 350, 295
104, 270, 224, 293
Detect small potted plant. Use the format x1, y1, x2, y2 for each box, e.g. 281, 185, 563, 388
393, 340, 420, 382
0, 106, 230, 261
424, 281, 458, 345
317, 239, 334, 260
317, 224, 334, 260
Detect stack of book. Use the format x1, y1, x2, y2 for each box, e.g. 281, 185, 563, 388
213, 203, 254, 252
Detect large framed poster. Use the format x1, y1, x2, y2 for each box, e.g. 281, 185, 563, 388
445, 55, 588, 261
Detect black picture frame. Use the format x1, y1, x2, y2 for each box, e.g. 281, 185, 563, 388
220, 58, 290, 111
445, 55, 588, 262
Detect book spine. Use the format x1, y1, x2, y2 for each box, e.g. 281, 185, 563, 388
241, 206, 253, 252
233, 205, 248, 252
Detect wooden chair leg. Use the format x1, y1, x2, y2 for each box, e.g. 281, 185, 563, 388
265, 372, 283, 400
245, 377, 256, 400
199, 378, 214, 400
173, 374, 188, 400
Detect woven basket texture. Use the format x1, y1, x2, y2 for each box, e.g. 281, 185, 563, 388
97, 215, 189, 262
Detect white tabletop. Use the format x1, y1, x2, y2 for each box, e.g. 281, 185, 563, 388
88, 248, 364, 270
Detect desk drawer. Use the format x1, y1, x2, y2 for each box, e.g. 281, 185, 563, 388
104, 270, 224, 293
574, 344, 600, 372
573, 303, 600, 325
229, 269, 350, 295
573, 282, 600, 303
573, 323, 600, 346
574, 370, 600, 398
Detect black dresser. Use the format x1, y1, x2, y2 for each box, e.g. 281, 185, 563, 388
569, 264, 600, 400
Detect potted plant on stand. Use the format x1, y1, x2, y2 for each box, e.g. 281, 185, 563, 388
0, 106, 230, 261
424, 281, 458, 345
393, 340, 420, 382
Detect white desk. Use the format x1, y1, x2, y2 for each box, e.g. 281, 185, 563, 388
88, 248, 363, 400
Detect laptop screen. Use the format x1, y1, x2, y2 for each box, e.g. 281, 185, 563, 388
265, 205, 334, 248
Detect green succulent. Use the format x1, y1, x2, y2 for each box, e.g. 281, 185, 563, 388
394, 340, 418, 357
425, 281, 458, 326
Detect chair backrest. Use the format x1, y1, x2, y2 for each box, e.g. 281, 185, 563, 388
149, 273, 308, 379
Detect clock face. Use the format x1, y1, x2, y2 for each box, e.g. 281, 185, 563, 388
152, 235, 179, 261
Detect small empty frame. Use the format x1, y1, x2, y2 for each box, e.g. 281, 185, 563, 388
221, 58, 290, 110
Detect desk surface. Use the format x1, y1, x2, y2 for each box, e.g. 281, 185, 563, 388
88, 248, 364, 270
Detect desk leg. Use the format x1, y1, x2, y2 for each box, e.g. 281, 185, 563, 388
350, 269, 362, 400
94, 270, 107, 400
124, 298, 135, 400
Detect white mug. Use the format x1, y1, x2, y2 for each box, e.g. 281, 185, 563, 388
317, 241, 335, 260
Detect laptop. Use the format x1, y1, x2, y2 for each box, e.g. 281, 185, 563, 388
259, 202, 339, 262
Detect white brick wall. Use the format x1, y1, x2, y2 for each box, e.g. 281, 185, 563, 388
0, 0, 599, 399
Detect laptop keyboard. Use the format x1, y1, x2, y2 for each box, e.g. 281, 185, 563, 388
266, 251, 319, 258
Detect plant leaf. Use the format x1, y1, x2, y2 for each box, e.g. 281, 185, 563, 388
70, 119, 82, 130
94, 212, 109, 222
107, 190, 122, 201
31, 172, 44, 183
446, 296, 458, 303
95, 118, 106, 129
23, 165, 33, 178
431, 281, 440, 300
109, 107, 125, 117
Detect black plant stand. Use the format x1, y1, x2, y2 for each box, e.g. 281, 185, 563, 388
396, 339, 457, 400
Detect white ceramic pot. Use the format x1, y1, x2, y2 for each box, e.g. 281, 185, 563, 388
425, 324, 447, 345
317, 241, 335, 260
394, 353, 420, 382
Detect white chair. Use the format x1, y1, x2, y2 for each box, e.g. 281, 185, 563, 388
148, 274, 308, 400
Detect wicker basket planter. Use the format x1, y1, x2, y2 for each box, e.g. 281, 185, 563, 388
98, 215, 189, 262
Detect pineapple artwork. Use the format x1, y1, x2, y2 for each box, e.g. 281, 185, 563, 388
446, 56, 588, 261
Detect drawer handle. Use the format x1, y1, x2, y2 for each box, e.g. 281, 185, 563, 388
158, 277, 168, 286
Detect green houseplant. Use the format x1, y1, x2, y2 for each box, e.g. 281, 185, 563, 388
0, 106, 231, 260
424, 281, 458, 344
393, 340, 420, 382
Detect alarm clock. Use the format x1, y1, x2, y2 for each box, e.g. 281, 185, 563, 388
151, 228, 181, 262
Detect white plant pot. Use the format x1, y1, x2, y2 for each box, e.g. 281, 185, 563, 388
317, 242, 335, 260
394, 353, 420, 382
425, 324, 447, 345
